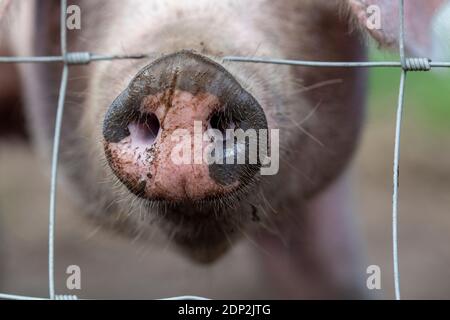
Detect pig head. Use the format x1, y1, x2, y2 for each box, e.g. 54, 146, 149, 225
1, 0, 448, 297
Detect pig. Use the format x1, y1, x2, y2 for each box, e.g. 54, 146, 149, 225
0, 0, 448, 298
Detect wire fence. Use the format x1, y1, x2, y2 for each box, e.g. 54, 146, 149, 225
0, 0, 449, 300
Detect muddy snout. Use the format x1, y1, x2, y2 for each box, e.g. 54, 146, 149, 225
103, 51, 268, 201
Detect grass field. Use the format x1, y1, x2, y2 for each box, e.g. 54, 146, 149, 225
368, 48, 450, 131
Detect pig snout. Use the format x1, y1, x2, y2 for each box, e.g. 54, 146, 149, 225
102, 50, 268, 202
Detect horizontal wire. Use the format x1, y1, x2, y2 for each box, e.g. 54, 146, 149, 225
160, 295, 210, 300
0, 293, 77, 300
223, 56, 450, 68
0, 53, 147, 64
0, 293, 47, 300
0, 56, 63, 63
0, 292, 209, 300
223, 57, 400, 67
1, 54, 450, 68
428, 62, 450, 68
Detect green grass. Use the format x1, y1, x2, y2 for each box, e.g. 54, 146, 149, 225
368, 48, 450, 131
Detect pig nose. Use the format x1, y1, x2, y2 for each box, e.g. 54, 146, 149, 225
102, 50, 267, 201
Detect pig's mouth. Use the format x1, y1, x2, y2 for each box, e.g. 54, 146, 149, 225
149, 197, 256, 263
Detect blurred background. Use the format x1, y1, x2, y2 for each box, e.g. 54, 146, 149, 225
0, 46, 449, 299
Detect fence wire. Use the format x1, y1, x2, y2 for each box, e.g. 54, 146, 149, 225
0, 0, 449, 300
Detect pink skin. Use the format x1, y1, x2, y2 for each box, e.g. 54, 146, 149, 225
105, 89, 237, 201
349, 0, 447, 56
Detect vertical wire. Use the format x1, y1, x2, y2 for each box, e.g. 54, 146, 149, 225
392, 0, 406, 301
48, 65, 69, 300
48, 0, 68, 300
393, 70, 406, 301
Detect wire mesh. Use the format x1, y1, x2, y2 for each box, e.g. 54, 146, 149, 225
0, 0, 449, 300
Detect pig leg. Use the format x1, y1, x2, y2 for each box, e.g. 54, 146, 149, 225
257, 171, 368, 299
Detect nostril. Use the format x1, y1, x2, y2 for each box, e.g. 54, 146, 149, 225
128, 112, 160, 146
209, 111, 237, 135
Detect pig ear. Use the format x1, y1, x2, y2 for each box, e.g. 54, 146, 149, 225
0, 0, 12, 24
0, 0, 11, 17
0, 0, 12, 45
347, 0, 450, 60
